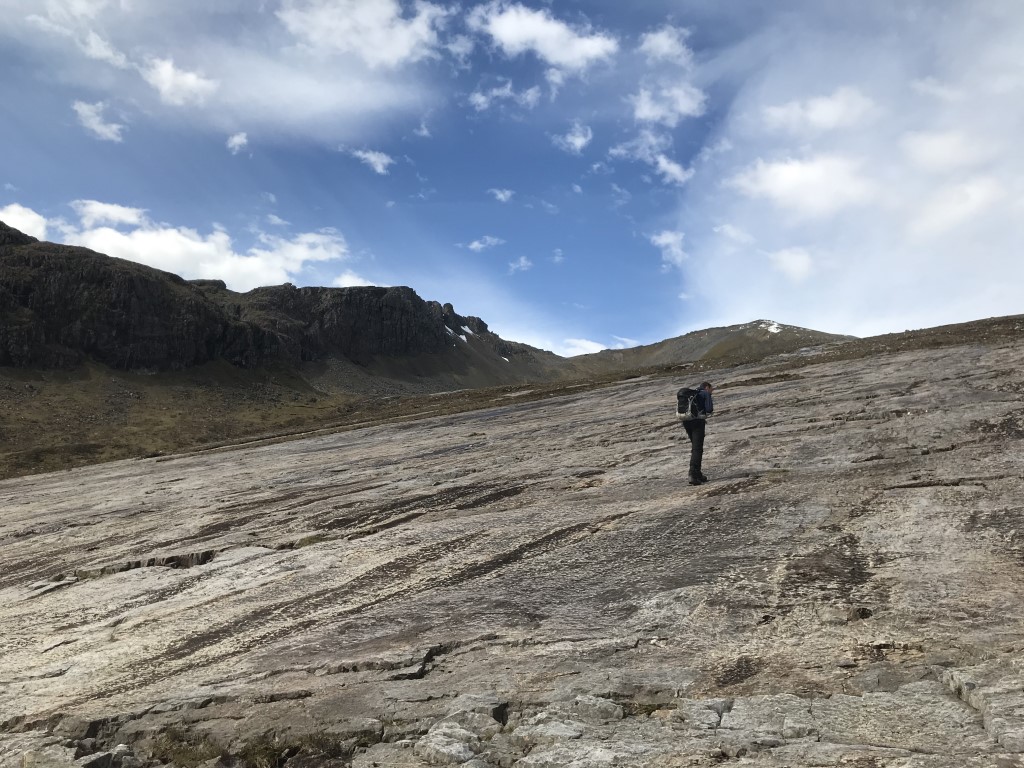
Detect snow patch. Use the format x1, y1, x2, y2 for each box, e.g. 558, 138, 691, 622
462, 325, 475, 335
759, 320, 782, 334
501, 356, 509, 362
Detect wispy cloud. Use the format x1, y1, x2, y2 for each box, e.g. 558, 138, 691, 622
141, 58, 219, 106
551, 121, 593, 154
631, 84, 706, 127
762, 86, 875, 134
610, 130, 692, 186
766, 247, 813, 282
227, 132, 249, 154
467, 235, 505, 252
277, 0, 450, 69
728, 155, 874, 219
508, 255, 532, 273
80, 30, 129, 69
350, 149, 396, 175
649, 230, 687, 268
561, 338, 605, 355
488, 188, 515, 203
72, 101, 125, 142
70, 200, 147, 229
469, 80, 540, 111
638, 25, 693, 66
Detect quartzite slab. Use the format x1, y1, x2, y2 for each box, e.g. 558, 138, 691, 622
3, 337, 1024, 767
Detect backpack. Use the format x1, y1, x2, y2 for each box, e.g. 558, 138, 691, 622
676, 387, 703, 421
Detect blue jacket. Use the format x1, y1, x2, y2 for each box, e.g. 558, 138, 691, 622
696, 389, 713, 418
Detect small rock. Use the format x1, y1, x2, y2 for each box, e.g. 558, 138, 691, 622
448, 693, 508, 723
565, 695, 623, 723
75, 752, 112, 768
414, 722, 480, 765
510, 719, 584, 748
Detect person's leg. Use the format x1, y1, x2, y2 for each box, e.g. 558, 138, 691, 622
689, 419, 706, 480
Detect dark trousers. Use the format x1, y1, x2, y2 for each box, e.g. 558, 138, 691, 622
683, 418, 706, 476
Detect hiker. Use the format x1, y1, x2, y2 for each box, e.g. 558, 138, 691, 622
678, 381, 714, 485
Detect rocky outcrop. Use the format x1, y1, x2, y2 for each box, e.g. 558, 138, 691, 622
2, 321, 1024, 766
0, 221, 542, 375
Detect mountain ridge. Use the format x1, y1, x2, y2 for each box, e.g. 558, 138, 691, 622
0, 220, 849, 386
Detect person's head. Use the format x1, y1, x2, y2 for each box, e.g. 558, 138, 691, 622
700, 381, 713, 393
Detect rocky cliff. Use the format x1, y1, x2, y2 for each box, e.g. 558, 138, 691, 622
0, 221, 550, 377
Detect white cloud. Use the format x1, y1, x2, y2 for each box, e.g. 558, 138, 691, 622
267, 214, 290, 226
610, 130, 693, 186
72, 100, 125, 142
141, 58, 219, 106
911, 77, 963, 102
70, 199, 146, 229
350, 149, 395, 174
901, 130, 992, 173
79, 30, 128, 68
571, 184, 582, 194
767, 247, 813, 282
545, 67, 566, 96
552, 248, 564, 263
728, 155, 874, 218
262, 192, 278, 205
33, 0, 109, 24
227, 132, 249, 154
0, 203, 48, 240
488, 188, 515, 203
332, 270, 375, 287
907, 176, 1004, 240
468, 2, 618, 74
762, 87, 876, 133
649, 230, 687, 268
8, 201, 354, 292
631, 84, 706, 127
561, 338, 605, 356
552, 121, 593, 155
277, 0, 449, 69
469, 80, 540, 111
467, 235, 505, 252
713, 224, 755, 245
447, 34, 474, 64
612, 335, 639, 348
8, 3, 447, 145
638, 26, 693, 67
413, 120, 431, 138
508, 255, 532, 273
610, 182, 631, 207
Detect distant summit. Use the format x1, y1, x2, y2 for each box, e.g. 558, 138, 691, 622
560, 318, 852, 378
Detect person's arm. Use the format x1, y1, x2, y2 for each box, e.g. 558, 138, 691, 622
703, 390, 714, 415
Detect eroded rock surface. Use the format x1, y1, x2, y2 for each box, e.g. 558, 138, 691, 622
3, 336, 1024, 767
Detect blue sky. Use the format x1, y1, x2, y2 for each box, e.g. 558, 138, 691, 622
2, 1, 1022, 355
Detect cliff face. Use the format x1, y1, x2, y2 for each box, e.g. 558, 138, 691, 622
0, 221, 530, 372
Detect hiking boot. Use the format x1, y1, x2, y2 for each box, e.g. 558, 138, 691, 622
699, 473, 709, 482
688, 475, 705, 486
